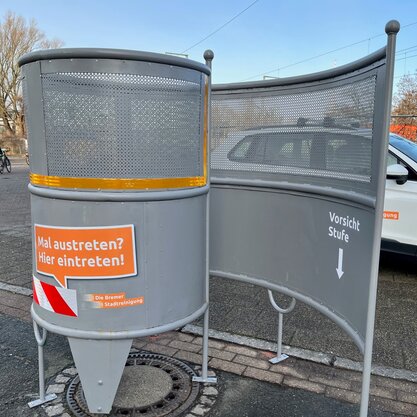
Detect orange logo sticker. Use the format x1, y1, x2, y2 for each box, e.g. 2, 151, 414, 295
86, 292, 144, 309
383, 211, 399, 220
35, 225, 137, 288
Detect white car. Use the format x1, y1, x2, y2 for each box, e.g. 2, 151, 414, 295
211, 126, 417, 257
383, 134, 417, 256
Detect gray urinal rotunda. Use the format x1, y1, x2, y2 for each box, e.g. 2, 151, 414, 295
19, 48, 211, 413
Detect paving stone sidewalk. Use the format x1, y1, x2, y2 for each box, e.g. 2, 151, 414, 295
132, 331, 417, 417
1, 289, 416, 416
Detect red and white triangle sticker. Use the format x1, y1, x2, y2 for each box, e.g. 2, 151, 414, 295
33, 276, 78, 317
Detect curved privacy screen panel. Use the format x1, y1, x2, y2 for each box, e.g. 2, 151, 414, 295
21, 50, 208, 188
210, 48, 389, 351
40, 72, 203, 179
210, 52, 386, 198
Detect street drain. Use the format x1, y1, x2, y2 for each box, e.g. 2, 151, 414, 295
67, 352, 201, 417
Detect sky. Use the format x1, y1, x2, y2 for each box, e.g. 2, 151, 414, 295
1, 0, 417, 87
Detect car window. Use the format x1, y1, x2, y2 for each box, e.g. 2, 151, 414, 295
325, 134, 371, 176
390, 134, 417, 163
229, 132, 313, 168
232, 140, 251, 159
387, 152, 397, 167
264, 137, 284, 162
226, 130, 372, 180
263, 133, 312, 168
228, 134, 265, 162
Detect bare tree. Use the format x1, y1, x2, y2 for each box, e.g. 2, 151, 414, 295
0, 11, 62, 137
392, 74, 417, 140
212, 99, 284, 149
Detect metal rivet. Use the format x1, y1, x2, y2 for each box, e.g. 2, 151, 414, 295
98, 380, 103, 385
97, 406, 102, 411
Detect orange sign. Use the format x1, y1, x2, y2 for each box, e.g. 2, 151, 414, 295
86, 292, 144, 309
383, 211, 399, 220
35, 225, 137, 288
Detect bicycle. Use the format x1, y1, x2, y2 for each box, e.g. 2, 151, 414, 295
0, 148, 11, 174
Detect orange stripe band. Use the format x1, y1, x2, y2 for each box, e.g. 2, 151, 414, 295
30, 173, 206, 190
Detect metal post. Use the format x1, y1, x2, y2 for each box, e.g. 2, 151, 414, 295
28, 321, 57, 408
277, 312, 283, 358
267, 290, 296, 364
193, 49, 216, 384
359, 20, 400, 417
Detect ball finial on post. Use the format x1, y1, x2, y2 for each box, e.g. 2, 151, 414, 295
203, 49, 214, 61
203, 50, 214, 68
385, 20, 400, 35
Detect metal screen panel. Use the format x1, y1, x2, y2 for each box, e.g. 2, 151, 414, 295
41, 71, 203, 179
209, 48, 389, 351
212, 74, 379, 196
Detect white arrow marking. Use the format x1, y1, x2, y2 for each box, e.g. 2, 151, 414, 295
336, 248, 344, 279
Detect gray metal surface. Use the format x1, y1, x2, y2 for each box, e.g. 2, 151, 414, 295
197, 49, 216, 384
20, 49, 210, 414
267, 291, 296, 363
210, 187, 373, 351
209, 41, 390, 352
68, 338, 133, 413
359, 20, 400, 417
18, 47, 211, 75
41, 71, 202, 178
30, 303, 208, 340
28, 183, 209, 202
21, 62, 48, 175
212, 47, 385, 91
21, 57, 206, 180
211, 177, 376, 207
211, 70, 382, 197
30, 183, 207, 333
31, 195, 206, 332
21, 48, 209, 335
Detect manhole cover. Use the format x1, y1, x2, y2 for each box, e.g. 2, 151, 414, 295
114, 365, 173, 408
67, 352, 201, 417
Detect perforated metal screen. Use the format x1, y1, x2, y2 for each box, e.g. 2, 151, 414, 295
40, 71, 204, 179
208, 48, 394, 353
211, 76, 377, 193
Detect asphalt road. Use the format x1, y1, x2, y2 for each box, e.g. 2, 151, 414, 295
0, 312, 73, 417
209, 371, 399, 417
